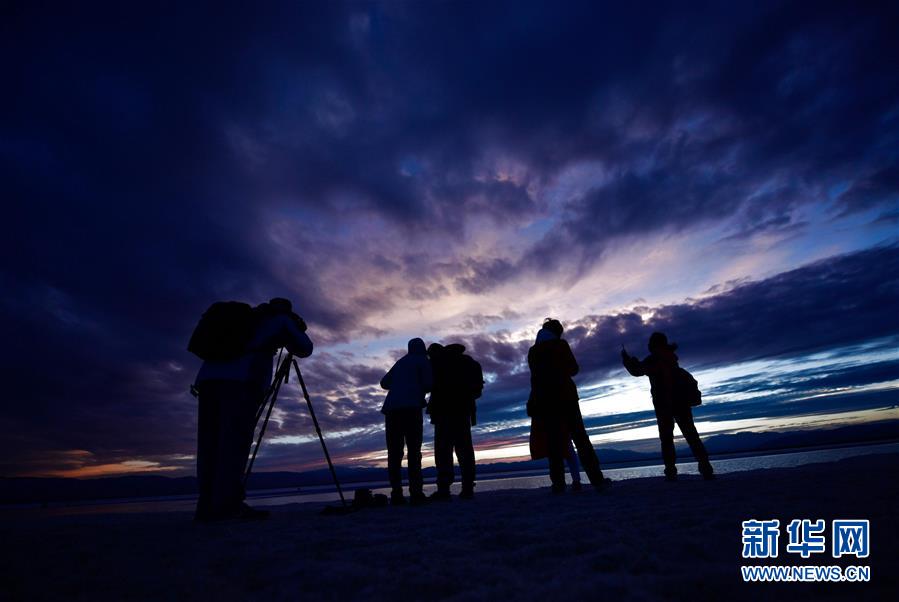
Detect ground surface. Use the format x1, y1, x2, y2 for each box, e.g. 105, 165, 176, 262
1, 454, 896, 601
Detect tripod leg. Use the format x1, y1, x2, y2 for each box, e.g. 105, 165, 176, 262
292, 359, 347, 506
244, 354, 291, 486
254, 349, 286, 425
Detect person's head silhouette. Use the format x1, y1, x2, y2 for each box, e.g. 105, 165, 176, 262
648, 331, 677, 354
542, 318, 564, 338
408, 337, 426, 355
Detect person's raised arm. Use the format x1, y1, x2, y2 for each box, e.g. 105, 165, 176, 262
621, 349, 646, 377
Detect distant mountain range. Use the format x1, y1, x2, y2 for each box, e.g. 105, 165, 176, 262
3, 420, 897, 505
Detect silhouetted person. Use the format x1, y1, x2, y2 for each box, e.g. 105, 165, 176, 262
622, 332, 714, 481
380, 338, 433, 505
427, 343, 483, 500
527, 319, 610, 493
193, 298, 313, 521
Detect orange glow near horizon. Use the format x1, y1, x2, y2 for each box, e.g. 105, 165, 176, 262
25, 406, 899, 478
40, 460, 180, 479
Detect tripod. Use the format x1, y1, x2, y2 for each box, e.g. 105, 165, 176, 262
244, 351, 347, 506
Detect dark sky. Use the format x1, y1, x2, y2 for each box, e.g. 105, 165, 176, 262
2, 1, 898, 477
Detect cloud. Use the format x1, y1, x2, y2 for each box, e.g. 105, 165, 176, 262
455, 309, 523, 331
3, 245, 897, 476
2, 1, 898, 475
570, 244, 899, 378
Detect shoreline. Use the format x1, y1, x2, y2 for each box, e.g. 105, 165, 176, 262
3, 443, 898, 517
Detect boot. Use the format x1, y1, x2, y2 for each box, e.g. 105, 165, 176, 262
238, 503, 270, 520
430, 488, 452, 501
459, 484, 475, 500
593, 477, 612, 492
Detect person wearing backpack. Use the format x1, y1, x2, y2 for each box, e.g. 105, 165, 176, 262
190, 297, 313, 521
621, 332, 714, 481
528, 319, 610, 493
427, 343, 483, 500
380, 338, 433, 506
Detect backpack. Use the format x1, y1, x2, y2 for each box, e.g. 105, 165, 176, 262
187, 301, 259, 361
675, 367, 702, 407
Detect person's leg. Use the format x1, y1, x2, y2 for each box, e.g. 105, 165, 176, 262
568, 407, 605, 487
655, 406, 677, 479
674, 407, 714, 477
405, 409, 424, 497
385, 412, 405, 495
544, 414, 567, 491
211, 382, 254, 517
195, 382, 220, 520
455, 417, 476, 496
433, 420, 454, 493
235, 385, 262, 506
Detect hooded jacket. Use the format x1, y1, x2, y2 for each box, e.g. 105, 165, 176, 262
380, 338, 434, 413
527, 327, 580, 417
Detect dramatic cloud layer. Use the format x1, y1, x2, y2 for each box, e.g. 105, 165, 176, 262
2, 1, 897, 476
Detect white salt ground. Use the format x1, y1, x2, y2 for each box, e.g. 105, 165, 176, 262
1, 453, 896, 601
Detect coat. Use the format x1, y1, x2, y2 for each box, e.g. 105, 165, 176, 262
527, 338, 580, 418
380, 338, 433, 414
196, 313, 314, 395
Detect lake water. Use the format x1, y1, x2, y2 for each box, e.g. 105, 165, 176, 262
252, 441, 899, 506
14, 441, 898, 516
